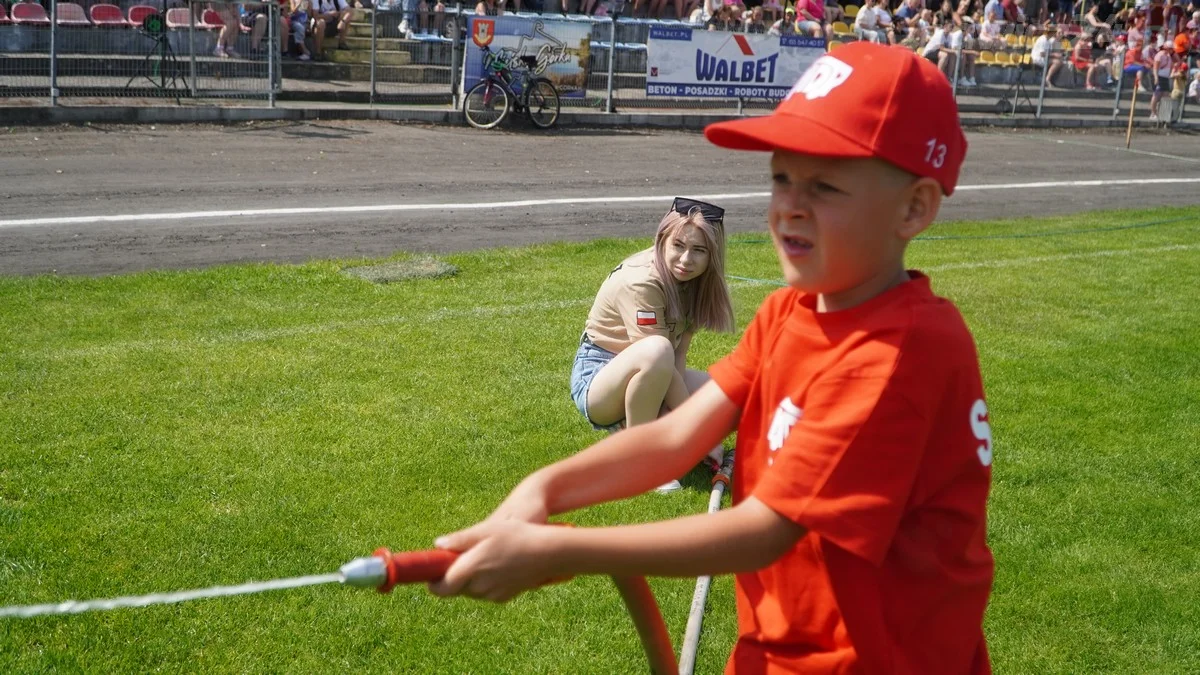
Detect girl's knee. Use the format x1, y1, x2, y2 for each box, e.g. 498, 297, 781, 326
635, 335, 675, 372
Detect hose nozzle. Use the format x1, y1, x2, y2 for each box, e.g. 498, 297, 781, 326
339, 556, 388, 589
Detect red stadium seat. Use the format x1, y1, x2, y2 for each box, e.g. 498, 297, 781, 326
164, 6, 193, 28
89, 3, 129, 26
56, 2, 92, 25
201, 8, 224, 28
11, 2, 51, 25
127, 5, 157, 26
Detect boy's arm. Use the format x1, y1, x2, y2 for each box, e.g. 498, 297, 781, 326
431, 495, 805, 602
440, 381, 740, 540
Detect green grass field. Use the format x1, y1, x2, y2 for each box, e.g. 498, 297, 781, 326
1, 206, 1198, 673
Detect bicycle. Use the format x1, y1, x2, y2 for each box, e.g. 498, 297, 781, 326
463, 46, 561, 130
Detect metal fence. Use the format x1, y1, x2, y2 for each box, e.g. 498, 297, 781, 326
935, 20, 1197, 125
0, 0, 279, 105
4, 1, 1198, 127
368, 1, 458, 104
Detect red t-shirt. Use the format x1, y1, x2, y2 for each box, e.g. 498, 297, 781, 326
710, 273, 994, 675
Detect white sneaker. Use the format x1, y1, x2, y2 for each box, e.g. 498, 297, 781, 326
297, 53, 311, 61
213, 45, 227, 57
399, 18, 410, 34
655, 479, 683, 493
1149, 114, 1159, 121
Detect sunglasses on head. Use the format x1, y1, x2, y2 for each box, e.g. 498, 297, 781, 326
671, 197, 725, 229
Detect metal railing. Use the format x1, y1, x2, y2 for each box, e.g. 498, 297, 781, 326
3, 3, 1197, 126
941, 20, 1197, 124
0, 0, 279, 105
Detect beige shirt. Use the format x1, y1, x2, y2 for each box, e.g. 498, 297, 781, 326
584, 250, 691, 353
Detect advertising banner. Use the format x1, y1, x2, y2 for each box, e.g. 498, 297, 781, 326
464, 16, 591, 99
646, 27, 826, 99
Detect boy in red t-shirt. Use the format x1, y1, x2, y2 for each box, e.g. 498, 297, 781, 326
430, 41, 994, 675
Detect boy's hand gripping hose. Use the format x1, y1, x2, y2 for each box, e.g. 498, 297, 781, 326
359, 547, 678, 675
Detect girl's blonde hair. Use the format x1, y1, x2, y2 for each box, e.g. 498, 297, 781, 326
651, 209, 735, 334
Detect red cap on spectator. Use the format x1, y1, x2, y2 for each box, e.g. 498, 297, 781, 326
1177, 33, 1191, 53
704, 42, 967, 195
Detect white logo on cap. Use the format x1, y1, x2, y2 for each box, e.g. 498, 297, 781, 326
785, 56, 853, 101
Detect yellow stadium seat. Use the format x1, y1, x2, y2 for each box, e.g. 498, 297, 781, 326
1005, 33, 1018, 47
979, 50, 995, 63
828, 40, 844, 51
1060, 38, 1071, 51
1022, 53, 1032, 64
832, 20, 853, 36
844, 4, 859, 17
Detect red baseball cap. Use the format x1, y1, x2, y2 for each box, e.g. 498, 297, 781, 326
704, 42, 968, 195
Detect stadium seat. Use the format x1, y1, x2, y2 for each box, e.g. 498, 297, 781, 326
844, 4, 859, 18
127, 4, 157, 26
831, 20, 852, 36
828, 39, 844, 50
11, 2, 51, 25
89, 3, 128, 26
55, 2, 91, 25
165, 7, 194, 28
978, 50, 995, 63
1004, 33, 1018, 47
200, 8, 224, 28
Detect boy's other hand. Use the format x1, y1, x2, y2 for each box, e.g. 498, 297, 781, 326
428, 520, 560, 603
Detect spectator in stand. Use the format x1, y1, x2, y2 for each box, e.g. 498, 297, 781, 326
934, 0, 955, 27
1164, 0, 1187, 33
936, 21, 977, 83
895, 0, 923, 42
1040, 0, 1062, 24
982, 0, 1003, 24
1031, 24, 1063, 86
954, 0, 979, 27
762, 0, 782, 24
249, 0, 291, 58
922, 12, 948, 63
1073, 29, 1115, 89
1189, 69, 1200, 103
211, 2, 242, 58
707, 4, 740, 29
978, 11, 1005, 49
1000, 0, 1020, 23
743, 5, 767, 31
855, 0, 888, 42
768, 6, 796, 34
417, 0, 444, 34
795, 0, 827, 38
701, 0, 723, 22
1149, 41, 1174, 119
1170, 43, 1189, 102
474, 0, 501, 15
824, 0, 846, 23
289, 0, 314, 61
1085, 0, 1115, 31
312, 0, 351, 54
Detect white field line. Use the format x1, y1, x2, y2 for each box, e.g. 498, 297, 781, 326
3, 178, 1200, 229
29, 245, 1198, 359
923, 243, 1200, 271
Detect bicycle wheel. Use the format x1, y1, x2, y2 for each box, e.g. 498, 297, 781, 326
464, 80, 510, 130
524, 78, 561, 129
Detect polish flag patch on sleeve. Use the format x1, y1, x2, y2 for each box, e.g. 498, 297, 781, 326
636, 310, 657, 326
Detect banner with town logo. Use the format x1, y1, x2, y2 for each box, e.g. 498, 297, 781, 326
463, 16, 591, 100
645, 27, 826, 99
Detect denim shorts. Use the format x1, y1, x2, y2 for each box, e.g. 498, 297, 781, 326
569, 340, 624, 433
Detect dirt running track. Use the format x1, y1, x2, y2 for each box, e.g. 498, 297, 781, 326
1, 121, 1198, 276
